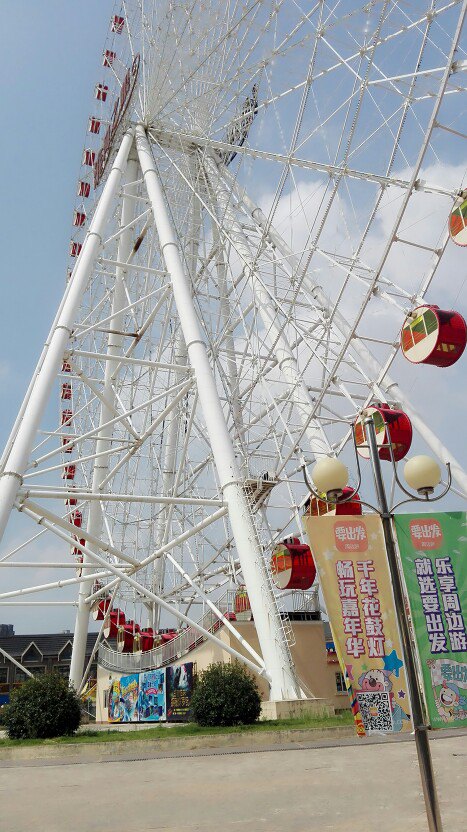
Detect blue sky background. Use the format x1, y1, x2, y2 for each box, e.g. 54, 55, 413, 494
0, 3, 111, 438
0, 4, 114, 632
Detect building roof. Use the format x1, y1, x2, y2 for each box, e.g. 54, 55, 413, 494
0, 632, 99, 660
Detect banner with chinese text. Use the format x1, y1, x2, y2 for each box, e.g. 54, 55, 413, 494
304, 514, 412, 736
394, 512, 467, 728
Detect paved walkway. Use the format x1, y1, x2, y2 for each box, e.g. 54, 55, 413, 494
0, 734, 464, 831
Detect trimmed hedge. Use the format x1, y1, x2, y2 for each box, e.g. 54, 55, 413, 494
191, 661, 262, 727
3, 672, 81, 739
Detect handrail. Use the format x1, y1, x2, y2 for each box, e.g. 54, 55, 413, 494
98, 602, 227, 673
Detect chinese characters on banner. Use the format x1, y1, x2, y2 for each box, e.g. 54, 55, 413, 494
394, 513, 467, 728
304, 514, 412, 736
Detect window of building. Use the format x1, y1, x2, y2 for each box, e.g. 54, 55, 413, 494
21, 642, 43, 663
58, 642, 73, 662
15, 666, 45, 683
335, 672, 346, 693
54, 664, 70, 678
0, 667, 8, 684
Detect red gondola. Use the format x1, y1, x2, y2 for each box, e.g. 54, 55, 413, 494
77, 181, 91, 198
82, 149, 95, 166
65, 491, 77, 507
449, 190, 467, 246
62, 464, 76, 480
72, 536, 86, 555
91, 598, 111, 621
73, 210, 86, 227
111, 15, 125, 33
69, 510, 82, 529
88, 117, 101, 134
95, 83, 108, 102
103, 50, 116, 67
304, 487, 362, 517
117, 621, 140, 652
355, 404, 412, 462
139, 628, 155, 652
401, 305, 467, 368
61, 383, 72, 400
61, 409, 73, 426
61, 436, 72, 453
234, 585, 252, 621
104, 609, 125, 639
271, 538, 316, 591
61, 360, 72, 373
69, 241, 82, 257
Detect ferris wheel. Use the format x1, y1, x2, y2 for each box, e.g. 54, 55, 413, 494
1, 0, 467, 700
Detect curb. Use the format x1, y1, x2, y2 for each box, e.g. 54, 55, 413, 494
0, 725, 355, 762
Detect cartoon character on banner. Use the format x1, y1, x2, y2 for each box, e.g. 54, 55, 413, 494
434, 680, 467, 722
108, 679, 123, 722
357, 669, 411, 732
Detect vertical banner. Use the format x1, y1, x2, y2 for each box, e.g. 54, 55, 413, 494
304, 514, 412, 735
394, 512, 467, 728
120, 674, 139, 722
108, 678, 123, 723
166, 663, 194, 722
138, 669, 166, 722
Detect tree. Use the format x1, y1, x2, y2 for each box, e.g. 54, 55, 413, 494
3, 672, 81, 739
191, 661, 262, 727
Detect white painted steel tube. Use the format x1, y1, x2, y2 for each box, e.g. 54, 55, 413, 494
20, 501, 270, 681
0, 129, 134, 549
70, 149, 139, 689
136, 125, 299, 699
205, 157, 330, 460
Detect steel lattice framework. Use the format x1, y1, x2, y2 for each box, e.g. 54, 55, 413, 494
1, 1, 466, 699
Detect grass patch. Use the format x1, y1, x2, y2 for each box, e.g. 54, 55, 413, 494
0, 712, 353, 749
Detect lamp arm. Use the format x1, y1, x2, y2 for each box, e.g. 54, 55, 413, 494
390, 463, 452, 512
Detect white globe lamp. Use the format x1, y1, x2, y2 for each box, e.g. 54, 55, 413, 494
312, 457, 349, 499
404, 455, 442, 496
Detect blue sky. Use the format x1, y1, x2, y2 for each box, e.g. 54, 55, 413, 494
0, 3, 111, 443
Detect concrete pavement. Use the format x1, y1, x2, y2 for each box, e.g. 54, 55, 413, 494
0, 734, 464, 831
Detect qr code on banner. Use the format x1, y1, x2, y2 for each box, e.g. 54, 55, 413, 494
356, 691, 393, 734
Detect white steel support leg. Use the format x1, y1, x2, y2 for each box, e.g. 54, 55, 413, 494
150, 332, 186, 628
136, 125, 299, 700
151, 159, 203, 624
210, 213, 243, 444
70, 148, 139, 689
0, 129, 134, 550
227, 173, 467, 496
205, 157, 330, 460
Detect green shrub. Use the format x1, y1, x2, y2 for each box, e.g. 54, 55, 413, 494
191, 661, 262, 727
3, 672, 81, 740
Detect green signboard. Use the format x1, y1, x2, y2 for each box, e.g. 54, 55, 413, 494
394, 512, 467, 728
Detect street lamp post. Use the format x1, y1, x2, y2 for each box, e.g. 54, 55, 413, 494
363, 417, 443, 832
302, 416, 453, 832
